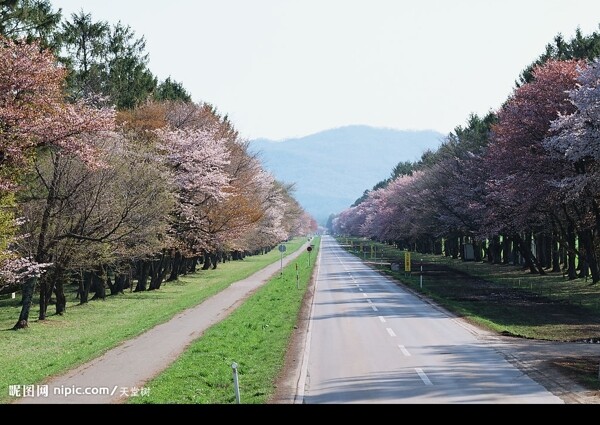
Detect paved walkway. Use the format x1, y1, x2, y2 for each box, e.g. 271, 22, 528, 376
18, 243, 310, 404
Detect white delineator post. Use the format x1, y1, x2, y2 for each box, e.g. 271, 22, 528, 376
232, 362, 240, 404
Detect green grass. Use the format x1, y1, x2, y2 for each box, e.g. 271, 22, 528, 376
130, 238, 320, 404
0, 238, 306, 404
340, 237, 600, 342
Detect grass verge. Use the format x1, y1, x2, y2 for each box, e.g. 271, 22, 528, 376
0, 238, 306, 404
130, 238, 320, 404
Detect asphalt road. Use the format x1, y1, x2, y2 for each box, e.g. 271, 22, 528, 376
301, 236, 563, 404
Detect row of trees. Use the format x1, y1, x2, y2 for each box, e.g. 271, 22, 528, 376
0, 1, 317, 329
332, 27, 600, 284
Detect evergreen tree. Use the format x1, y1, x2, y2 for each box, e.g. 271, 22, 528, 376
0, 0, 61, 47
155, 77, 192, 102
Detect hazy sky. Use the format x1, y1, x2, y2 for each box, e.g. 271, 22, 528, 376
52, 0, 600, 141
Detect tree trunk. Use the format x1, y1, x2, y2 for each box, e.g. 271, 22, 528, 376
167, 250, 182, 282
39, 278, 48, 321
485, 239, 492, 263
490, 235, 501, 264
38, 274, 55, 321
514, 233, 543, 274
80, 271, 93, 304
13, 276, 38, 330
54, 268, 67, 315
91, 269, 106, 301
445, 237, 459, 259
500, 236, 509, 264
566, 223, 578, 280
110, 274, 126, 295
149, 253, 169, 290
551, 234, 561, 273
202, 252, 212, 270
134, 260, 150, 292
579, 229, 600, 284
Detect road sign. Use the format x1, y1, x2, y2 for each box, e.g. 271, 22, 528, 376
279, 245, 287, 276
405, 251, 411, 272
307, 246, 313, 252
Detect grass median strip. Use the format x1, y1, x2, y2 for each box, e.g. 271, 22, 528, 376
130, 238, 320, 404
0, 238, 306, 404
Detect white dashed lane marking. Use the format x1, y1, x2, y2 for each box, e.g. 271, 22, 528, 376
386, 328, 396, 337
416, 368, 433, 386
398, 345, 411, 356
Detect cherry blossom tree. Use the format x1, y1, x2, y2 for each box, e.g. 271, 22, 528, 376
14, 132, 172, 326
544, 58, 600, 282
0, 36, 114, 328
483, 59, 583, 274
155, 125, 230, 258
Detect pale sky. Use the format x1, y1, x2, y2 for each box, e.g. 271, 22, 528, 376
52, 0, 600, 141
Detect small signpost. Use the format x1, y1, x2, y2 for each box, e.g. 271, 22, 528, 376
307, 245, 313, 267
405, 251, 411, 273
279, 244, 287, 276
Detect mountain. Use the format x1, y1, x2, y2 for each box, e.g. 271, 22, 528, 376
249, 125, 445, 225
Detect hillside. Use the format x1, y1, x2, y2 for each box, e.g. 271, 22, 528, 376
249, 125, 444, 224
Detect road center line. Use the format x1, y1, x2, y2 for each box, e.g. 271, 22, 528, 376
415, 368, 433, 386
386, 328, 396, 337
358, 288, 363, 292
398, 345, 411, 356
371, 305, 379, 312
362, 293, 368, 298
378, 316, 386, 323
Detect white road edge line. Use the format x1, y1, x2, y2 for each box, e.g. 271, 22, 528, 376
295, 239, 322, 404
415, 368, 433, 386
379, 316, 386, 323
398, 345, 411, 356
386, 328, 396, 337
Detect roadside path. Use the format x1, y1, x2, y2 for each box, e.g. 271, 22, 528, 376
17, 243, 310, 404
